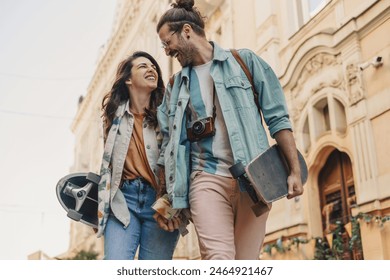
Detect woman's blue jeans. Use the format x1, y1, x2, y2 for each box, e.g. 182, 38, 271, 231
104, 178, 179, 260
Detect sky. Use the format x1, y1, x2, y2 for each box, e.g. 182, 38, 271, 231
0, 0, 117, 259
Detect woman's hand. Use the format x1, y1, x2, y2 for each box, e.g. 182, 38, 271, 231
153, 212, 180, 232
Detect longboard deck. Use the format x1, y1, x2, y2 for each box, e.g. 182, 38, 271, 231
246, 145, 308, 203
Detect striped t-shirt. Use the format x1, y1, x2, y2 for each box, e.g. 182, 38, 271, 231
188, 61, 234, 177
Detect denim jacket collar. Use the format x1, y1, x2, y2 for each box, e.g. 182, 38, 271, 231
210, 41, 229, 62
114, 101, 128, 118
178, 41, 228, 86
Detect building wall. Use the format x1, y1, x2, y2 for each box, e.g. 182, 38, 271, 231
63, 0, 390, 260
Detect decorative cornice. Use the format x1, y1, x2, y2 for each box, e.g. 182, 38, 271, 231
279, 0, 388, 86
289, 52, 343, 122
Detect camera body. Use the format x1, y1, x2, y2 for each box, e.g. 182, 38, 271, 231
187, 116, 215, 142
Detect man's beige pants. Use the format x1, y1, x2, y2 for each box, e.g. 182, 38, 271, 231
189, 171, 269, 260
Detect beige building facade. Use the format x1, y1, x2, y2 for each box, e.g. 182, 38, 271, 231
61, 0, 390, 260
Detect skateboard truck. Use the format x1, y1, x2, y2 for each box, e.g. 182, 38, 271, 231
61, 173, 100, 222
229, 162, 271, 217
56, 172, 101, 228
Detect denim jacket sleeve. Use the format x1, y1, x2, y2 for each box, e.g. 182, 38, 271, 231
237, 49, 292, 137
157, 88, 170, 167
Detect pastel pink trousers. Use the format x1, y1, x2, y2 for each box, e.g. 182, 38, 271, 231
189, 171, 269, 260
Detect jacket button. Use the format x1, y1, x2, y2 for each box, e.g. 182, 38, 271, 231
170, 151, 174, 156
173, 125, 177, 130
168, 110, 171, 114
146, 145, 151, 149
169, 176, 173, 181
241, 81, 244, 86
143, 124, 147, 128
178, 101, 182, 106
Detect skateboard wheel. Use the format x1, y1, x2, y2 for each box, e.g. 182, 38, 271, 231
229, 162, 246, 179
86, 172, 101, 185
67, 209, 83, 221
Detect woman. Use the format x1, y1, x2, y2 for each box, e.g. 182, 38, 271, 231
96, 51, 179, 260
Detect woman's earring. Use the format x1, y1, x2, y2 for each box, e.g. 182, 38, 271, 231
126, 80, 132, 85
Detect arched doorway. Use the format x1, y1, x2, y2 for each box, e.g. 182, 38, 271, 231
318, 148, 362, 259
319, 149, 355, 231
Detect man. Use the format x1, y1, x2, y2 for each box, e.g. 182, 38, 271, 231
154, 0, 303, 260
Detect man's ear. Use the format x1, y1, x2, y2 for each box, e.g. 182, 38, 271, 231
182, 23, 192, 35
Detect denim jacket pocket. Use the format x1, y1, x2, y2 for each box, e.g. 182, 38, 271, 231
224, 76, 252, 89
224, 76, 256, 109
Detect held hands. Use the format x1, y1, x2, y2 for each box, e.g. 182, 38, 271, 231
153, 165, 190, 235
151, 195, 191, 235
153, 212, 181, 232
151, 194, 181, 232
154, 165, 180, 231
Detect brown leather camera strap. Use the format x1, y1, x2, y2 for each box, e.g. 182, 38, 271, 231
212, 85, 217, 119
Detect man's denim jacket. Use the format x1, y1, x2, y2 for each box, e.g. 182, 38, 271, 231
157, 42, 292, 210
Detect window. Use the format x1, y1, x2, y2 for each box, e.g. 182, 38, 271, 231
302, 117, 311, 153
294, 0, 329, 28
308, 0, 327, 15
333, 99, 347, 134
323, 104, 330, 131
313, 97, 330, 139
300, 95, 347, 153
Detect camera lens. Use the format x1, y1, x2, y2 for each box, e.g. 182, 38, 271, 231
192, 120, 205, 135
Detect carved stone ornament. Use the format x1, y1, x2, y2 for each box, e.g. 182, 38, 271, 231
345, 63, 364, 105
290, 53, 342, 122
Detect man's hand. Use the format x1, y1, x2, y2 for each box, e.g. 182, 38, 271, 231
274, 129, 304, 199
286, 171, 303, 199
153, 212, 180, 232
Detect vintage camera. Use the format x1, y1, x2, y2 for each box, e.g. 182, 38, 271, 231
187, 116, 216, 142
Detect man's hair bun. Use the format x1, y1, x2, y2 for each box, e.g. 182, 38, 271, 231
174, 0, 194, 11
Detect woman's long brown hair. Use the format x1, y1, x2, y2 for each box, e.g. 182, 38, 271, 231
101, 51, 164, 138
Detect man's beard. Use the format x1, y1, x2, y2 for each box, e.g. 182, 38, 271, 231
176, 37, 196, 67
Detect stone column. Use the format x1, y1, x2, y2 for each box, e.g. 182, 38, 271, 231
342, 36, 379, 203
